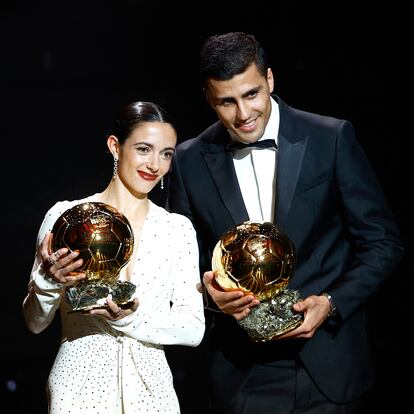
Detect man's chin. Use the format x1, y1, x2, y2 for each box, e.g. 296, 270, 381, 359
229, 130, 262, 144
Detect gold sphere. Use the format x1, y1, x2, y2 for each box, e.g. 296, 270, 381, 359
212, 221, 296, 301
52, 202, 134, 284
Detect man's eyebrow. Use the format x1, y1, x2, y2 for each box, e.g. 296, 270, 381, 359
216, 86, 261, 103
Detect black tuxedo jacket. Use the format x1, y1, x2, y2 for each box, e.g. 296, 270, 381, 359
167, 96, 404, 406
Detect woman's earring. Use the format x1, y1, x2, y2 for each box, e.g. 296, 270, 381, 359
160, 176, 164, 190
113, 157, 118, 179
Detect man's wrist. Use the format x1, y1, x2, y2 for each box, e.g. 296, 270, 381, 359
321, 292, 337, 318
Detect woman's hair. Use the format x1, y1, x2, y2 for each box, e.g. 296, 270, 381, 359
199, 32, 268, 86
109, 101, 176, 144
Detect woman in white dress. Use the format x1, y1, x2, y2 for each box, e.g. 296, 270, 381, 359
22, 101, 205, 413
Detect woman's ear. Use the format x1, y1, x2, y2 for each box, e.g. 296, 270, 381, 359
107, 135, 119, 159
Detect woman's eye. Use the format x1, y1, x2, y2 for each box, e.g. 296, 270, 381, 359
137, 146, 150, 153
162, 152, 174, 159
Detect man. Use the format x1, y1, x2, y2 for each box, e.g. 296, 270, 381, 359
167, 32, 404, 413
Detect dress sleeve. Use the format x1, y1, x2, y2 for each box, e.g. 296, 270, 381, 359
110, 215, 206, 346
22, 202, 69, 334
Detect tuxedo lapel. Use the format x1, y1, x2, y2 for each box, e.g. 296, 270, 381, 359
203, 150, 249, 226
274, 97, 308, 228
275, 134, 307, 227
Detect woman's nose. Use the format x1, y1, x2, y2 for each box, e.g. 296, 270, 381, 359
146, 154, 160, 172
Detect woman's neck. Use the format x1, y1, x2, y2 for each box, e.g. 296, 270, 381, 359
97, 180, 150, 223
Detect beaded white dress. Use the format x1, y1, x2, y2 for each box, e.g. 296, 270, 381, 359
23, 195, 205, 413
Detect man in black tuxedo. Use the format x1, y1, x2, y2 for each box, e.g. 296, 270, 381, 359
167, 32, 404, 413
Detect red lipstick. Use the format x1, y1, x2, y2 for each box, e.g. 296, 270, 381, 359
138, 171, 157, 181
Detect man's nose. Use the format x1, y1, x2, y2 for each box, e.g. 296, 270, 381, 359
236, 102, 249, 121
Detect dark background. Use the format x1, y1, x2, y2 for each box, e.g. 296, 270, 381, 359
2, 1, 408, 412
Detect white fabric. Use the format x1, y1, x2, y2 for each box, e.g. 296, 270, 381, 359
232, 98, 279, 223
23, 195, 205, 413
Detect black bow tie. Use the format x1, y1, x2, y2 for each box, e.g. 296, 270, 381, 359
225, 139, 277, 151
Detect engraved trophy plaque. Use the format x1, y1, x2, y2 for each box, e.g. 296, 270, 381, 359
52, 202, 135, 312
212, 221, 303, 342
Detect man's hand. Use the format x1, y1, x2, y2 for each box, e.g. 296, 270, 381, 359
277, 294, 331, 339
202, 271, 260, 320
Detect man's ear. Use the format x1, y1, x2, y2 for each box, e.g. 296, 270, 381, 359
267, 68, 274, 93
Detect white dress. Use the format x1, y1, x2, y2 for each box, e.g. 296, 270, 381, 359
23, 195, 205, 413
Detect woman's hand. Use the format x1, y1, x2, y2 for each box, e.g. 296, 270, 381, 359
84, 297, 140, 321
39, 232, 86, 285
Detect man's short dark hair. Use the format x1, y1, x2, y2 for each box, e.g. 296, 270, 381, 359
200, 32, 268, 85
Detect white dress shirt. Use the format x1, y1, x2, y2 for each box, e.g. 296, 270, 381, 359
231, 98, 279, 223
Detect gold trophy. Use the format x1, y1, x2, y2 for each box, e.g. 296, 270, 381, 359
52, 202, 135, 312
212, 221, 303, 342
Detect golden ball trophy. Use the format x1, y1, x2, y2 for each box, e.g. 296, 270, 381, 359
52, 202, 135, 312
212, 221, 303, 342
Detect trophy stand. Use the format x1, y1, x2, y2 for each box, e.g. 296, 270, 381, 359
238, 288, 303, 342
65, 279, 136, 313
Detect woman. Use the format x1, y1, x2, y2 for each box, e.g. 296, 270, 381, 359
22, 101, 205, 413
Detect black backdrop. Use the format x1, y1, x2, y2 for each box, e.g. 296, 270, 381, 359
2, 1, 408, 413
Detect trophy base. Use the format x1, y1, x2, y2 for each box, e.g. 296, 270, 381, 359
238, 289, 303, 342
68, 299, 136, 313
65, 280, 136, 312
